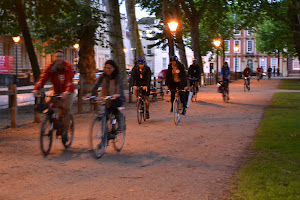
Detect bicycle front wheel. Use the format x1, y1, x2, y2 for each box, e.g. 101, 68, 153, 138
137, 99, 143, 124
62, 114, 74, 148
173, 98, 181, 125
113, 116, 126, 152
40, 116, 53, 155
89, 116, 107, 159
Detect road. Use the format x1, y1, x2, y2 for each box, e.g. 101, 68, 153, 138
0, 79, 291, 200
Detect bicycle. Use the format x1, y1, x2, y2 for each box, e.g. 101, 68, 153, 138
88, 96, 126, 159
244, 76, 250, 92
136, 86, 147, 124
189, 77, 198, 102
217, 81, 229, 103
36, 94, 74, 156
168, 89, 186, 125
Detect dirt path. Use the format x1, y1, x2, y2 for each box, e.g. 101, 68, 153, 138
0, 79, 284, 200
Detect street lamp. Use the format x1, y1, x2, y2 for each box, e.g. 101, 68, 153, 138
73, 43, 79, 73
123, 48, 128, 53
234, 45, 239, 80
167, 21, 178, 58
214, 39, 221, 83
12, 36, 20, 86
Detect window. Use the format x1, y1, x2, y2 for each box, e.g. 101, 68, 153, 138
234, 29, 241, 35
162, 58, 167, 69
271, 58, 278, 69
292, 58, 300, 70
224, 57, 230, 69
147, 45, 152, 55
224, 40, 230, 53
247, 40, 253, 53
260, 58, 267, 72
146, 29, 153, 38
247, 29, 254, 36
234, 57, 241, 72
234, 40, 240, 53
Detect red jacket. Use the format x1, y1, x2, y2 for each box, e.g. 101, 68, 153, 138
34, 61, 75, 93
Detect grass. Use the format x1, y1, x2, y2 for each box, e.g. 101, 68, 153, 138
278, 79, 300, 90
231, 93, 300, 200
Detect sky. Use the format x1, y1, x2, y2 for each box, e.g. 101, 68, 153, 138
119, 2, 154, 20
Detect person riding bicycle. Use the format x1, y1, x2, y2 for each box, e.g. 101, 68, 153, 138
86, 60, 125, 132
243, 64, 251, 90
165, 55, 188, 115
131, 58, 151, 119
221, 62, 231, 100
188, 59, 201, 92
32, 49, 75, 140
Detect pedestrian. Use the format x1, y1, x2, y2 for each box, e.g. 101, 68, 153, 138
273, 67, 276, 77
277, 67, 280, 77
267, 66, 272, 79
221, 62, 231, 100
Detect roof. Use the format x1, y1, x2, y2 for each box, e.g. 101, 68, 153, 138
138, 17, 156, 25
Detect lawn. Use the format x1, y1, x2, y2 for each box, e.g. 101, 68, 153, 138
231, 93, 300, 200
278, 79, 300, 90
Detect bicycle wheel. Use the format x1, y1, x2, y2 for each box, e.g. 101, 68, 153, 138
244, 83, 247, 92
143, 101, 147, 121
40, 116, 53, 155
89, 116, 108, 159
62, 114, 74, 148
173, 98, 181, 125
137, 99, 143, 124
113, 116, 126, 152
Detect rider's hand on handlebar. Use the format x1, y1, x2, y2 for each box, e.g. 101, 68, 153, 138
165, 85, 168, 91
142, 86, 147, 91
132, 86, 137, 90
184, 86, 188, 91
111, 94, 120, 100
62, 91, 70, 99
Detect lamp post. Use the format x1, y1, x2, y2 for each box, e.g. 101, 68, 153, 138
167, 21, 178, 58
73, 43, 79, 73
234, 45, 239, 80
214, 39, 221, 84
12, 36, 20, 86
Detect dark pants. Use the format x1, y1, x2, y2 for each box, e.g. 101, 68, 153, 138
107, 98, 124, 131
170, 82, 187, 108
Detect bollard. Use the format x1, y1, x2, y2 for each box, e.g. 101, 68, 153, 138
10, 84, 17, 128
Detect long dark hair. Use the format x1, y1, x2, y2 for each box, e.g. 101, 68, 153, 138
104, 60, 120, 79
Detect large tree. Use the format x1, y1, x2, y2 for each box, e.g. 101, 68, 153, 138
125, 0, 145, 61
106, 0, 127, 87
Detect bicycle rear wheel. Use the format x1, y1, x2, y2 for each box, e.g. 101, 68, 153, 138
137, 99, 143, 124
62, 114, 74, 148
89, 116, 107, 159
40, 116, 53, 155
223, 90, 228, 103
173, 98, 181, 125
113, 116, 126, 152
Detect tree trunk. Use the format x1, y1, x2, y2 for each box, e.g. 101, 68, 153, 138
125, 0, 145, 62
13, 0, 40, 82
77, 1, 97, 93
288, 0, 300, 61
174, 1, 188, 69
106, 0, 127, 88
190, 20, 203, 72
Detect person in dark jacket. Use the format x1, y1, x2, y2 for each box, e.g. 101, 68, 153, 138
131, 58, 151, 119
86, 60, 125, 131
221, 62, 231, 99
243, 64, 252, 89
267, 66, 272, 79
165, 55, 188, 115
188, 59, 201, 91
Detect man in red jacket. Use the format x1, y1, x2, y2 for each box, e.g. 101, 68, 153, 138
32, 50, 75, 138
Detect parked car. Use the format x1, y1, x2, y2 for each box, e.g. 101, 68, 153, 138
158, 69, 167, 79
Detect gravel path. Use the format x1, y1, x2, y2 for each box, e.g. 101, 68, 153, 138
0, 79, 286, 200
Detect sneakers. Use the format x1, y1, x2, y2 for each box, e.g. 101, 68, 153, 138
146, 111, 150, 119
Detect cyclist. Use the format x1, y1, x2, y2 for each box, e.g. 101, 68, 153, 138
243, 64, 251, 90
32, 49, 75, 140
131, 58, 151, 119
221, 62, 230, 100
188, 59, 201, 92
85, 60, 125, 132
165, 55, 188, 115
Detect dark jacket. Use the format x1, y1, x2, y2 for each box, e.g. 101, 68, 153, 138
188, 64, 201, 79
243, 68, 251, 77
90, 73, 124, 99
221, 66, 230, 80
130, 65, 151, 87
165, 61, 187, 89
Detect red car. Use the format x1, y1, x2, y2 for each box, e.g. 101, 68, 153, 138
158, 69, 167, 79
